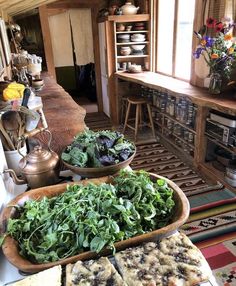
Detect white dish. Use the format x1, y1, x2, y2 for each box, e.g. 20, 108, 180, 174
131, 38, 146, 42
131, 35, 146, 42
131, 45, 145, 51
117, 34, 130, 39
131, 33, 145, 38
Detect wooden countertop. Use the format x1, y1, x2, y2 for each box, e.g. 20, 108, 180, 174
116, 72, 236, 115
37, 73, 86, 154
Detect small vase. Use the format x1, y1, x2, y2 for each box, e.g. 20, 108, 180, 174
209, 72, 222, 95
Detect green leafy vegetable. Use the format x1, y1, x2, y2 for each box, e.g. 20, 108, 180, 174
61, 129, 135, 167
5, 170, 175, 263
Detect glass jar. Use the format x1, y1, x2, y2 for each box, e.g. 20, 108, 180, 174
186, 103, 194, 126
166, 95, 171, 114
175, 103, 179, 120
152, 92, 156, 106
160, 93, 167, 112
209, 72, 222, 94
188, 132, 194, 144
156, 91, 161, 108
184, 130, 189, 141
179, 100, 187, 123
169, 98, 175, 116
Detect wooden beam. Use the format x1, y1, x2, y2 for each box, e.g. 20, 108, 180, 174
91, 7, 103, 112
105, 20, 118, 125
39, 5, 56, 79
194, 105, 209, 166
47, 8, 67, 17
3, 0, 57, 16
47, 0, 100, 9
190, 0, 207, 87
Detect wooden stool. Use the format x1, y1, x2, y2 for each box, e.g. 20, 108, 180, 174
120, 95, 129, 124
123, 95, 156, 142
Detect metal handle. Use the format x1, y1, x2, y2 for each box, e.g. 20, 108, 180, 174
17, 137, 26, 158
44, 129, 53, 152
17, 128, 53, 159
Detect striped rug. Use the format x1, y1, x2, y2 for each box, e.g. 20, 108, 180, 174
130, 142, 222, 196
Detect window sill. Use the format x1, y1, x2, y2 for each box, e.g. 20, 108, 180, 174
115, 71, 236, 115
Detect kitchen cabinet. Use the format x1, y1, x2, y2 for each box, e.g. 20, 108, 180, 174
114, 14, 151, 72
98, 14, 151, 124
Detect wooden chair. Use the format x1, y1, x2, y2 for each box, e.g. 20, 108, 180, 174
123, 95, 155, 142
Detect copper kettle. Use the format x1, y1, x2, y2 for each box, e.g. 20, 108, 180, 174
4, 129, 60, 189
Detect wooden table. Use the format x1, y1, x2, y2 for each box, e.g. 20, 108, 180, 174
36, 73, 86, 155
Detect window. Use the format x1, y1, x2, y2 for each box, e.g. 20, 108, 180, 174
156, 0, 196, 81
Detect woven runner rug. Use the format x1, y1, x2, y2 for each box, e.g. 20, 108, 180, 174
195, 232, 236, 286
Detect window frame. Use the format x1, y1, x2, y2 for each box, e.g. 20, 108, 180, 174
153, 0, 196, 82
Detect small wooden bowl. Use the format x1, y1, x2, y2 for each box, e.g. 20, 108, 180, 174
62, 148, 136, 178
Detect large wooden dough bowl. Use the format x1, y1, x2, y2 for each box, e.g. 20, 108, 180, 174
1, 173, 190, 273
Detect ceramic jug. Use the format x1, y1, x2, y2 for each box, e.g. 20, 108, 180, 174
121, 2, 139, 15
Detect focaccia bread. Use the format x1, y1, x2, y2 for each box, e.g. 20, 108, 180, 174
66, 257, 126, 286
115, 232, 211, 286
8, 265, 61, 286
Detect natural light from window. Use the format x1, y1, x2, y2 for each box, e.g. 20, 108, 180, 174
157, 0, 175, 75
175, 0, 195, 79
157, 0, 196, 80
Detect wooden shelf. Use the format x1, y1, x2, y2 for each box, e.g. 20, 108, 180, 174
164, 113, 196, 134
151, 105, 196, 134
117, 55, 149, 58
160, 125, 195, 149
114, 13, 150, 73
156, 130, 194, 158
205, 133, 236, 154
115, 72, 236, 116
170, 130, 195, 149
116, 41, 149, 45
153, 119, 162, 127
116, 30, 148, 34
105, 14, 150, 22
199, 162, 236, 193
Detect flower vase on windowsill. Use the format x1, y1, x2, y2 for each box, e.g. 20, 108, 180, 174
208, 72, 222, 94
193, 16, 236, 96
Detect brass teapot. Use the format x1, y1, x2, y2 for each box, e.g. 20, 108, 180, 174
4, 128, 60, 189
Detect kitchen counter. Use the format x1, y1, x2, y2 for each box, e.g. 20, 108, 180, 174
36, 73, 86, 155
115, 71, 236, 190
116, 71, 236, 116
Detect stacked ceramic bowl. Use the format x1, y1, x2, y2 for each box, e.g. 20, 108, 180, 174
120, 46, 131, 56
117, 34, 130, 43
131, 33, 146, 42
134, 22, 146, 31
128, 64, 142, 73
131, 44, 145, 55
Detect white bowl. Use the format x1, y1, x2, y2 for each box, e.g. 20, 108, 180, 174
131, 45, 145, 51
131, 33, 145, 38
131, 35, 145, 42
117, 34, 130, 39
